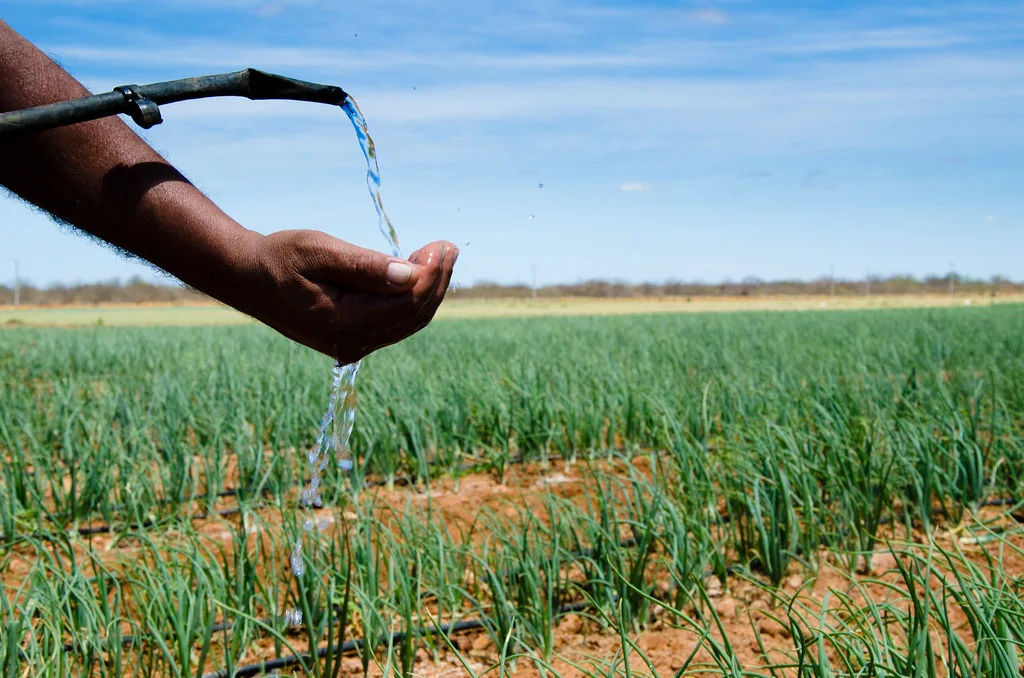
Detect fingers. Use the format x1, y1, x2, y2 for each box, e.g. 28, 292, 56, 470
413, 241, 458, 324
298, 231, 420, 296
309, 238, 458, 363
360, 241, 458, 351
337, 241, 458, 334
248, 230, 459, 364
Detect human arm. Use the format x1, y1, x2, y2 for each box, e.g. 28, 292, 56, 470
0, 20, 457, 362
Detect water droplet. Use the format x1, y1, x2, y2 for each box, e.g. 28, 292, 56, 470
283, 608, 303, 626
303, 519, 314, 531
464, 240, 471, 246
528, 215, 535, 220
290, 541, 305, 577
338, 458, 354, 471
317, 519, 331, 532
538, 183, 544, 189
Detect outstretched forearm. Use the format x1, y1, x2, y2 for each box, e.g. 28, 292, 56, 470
0, 19, 256, 305
0, 20, 458, 362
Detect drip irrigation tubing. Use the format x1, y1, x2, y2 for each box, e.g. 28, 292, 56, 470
9, 456, 1023, 551
53, 534, 646, 655
3, 446, 655, 542
42, 491, 1024, 661
17, 449, 1024, 665
200, 600, 593, 678
8, 472, 1019, 546
4, 507, 244, 544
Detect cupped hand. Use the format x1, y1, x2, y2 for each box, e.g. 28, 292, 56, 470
234, 229, 458, 364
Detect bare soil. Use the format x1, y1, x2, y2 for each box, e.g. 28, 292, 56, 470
4, 458, 1022, 677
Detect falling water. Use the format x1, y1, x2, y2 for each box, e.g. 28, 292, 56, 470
342, 97, 402, 258
283, 96, 402, 626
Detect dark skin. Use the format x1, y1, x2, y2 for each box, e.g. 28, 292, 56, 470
0, 21, 458, 364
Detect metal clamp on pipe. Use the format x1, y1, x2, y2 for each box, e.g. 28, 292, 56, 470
113, 85, 162, 129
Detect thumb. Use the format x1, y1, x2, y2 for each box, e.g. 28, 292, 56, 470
304, 234, 420, 295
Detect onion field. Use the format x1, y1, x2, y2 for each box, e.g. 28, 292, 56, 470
2, 305, 1024, 677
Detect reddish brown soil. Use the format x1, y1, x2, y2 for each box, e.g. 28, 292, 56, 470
3, 458, 1022, 677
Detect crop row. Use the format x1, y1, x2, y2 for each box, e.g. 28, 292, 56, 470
2, 305, 1024, 676
2, 307, 1022, 530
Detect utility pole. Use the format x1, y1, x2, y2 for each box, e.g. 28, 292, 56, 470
13, 259, 19, 308
531, 265, 537, 299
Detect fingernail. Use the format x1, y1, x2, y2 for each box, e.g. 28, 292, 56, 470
387, 261, 412, 285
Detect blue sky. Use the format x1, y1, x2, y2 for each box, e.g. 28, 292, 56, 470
1, 0, 1022, 287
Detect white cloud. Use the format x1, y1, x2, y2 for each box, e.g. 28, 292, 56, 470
801, 170, 837, 191
619, 182, 652, 192
256, 2, 284, 17
52, 44, 661, 73
112, 52, 1024, 170
46, 10, 1015, 77
690, 8, 728, 25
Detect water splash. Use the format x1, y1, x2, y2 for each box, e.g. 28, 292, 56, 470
289, 539, 305, 578
285, 96, 403, 627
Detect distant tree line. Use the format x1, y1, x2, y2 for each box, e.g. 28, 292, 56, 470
458, 275, 1023, 299
1, 274, 1021, 306
0, 277, 204, 306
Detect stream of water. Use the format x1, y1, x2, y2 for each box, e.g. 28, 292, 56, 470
283, 97, 402, 627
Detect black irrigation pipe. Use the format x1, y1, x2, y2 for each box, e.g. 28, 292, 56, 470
704, 495, 1022, 529
4, 507, 244, 544
200, 600, 593, 678
24, 449, 1024, 661
42, 489, 1024, 660
9, 451, 1020, 545
1, 474, 444, 543
3, 446, 655, 542
34, 510, 1024, 674
877, 496, 1024, 528
77, 507, 249, 537
0, 69, 347, 138
199, 555, 744, 678
53, 533, 646, 655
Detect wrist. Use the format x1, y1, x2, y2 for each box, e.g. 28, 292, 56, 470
176, 223, 266, 311
127, 177, 264, 307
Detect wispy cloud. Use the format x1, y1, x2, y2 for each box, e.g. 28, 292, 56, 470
6, 0, 1024, 286
53, 44, 662, 73
801, 170, 837, 191
43, 0, 1024, 78
256, 2, 284, 18
690, 8, 728, 26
